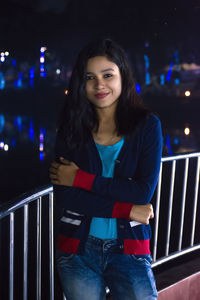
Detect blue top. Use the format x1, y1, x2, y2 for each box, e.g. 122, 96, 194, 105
89, 138, 125, 239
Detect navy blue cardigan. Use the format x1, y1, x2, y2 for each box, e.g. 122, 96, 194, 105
54, 113, 163, 255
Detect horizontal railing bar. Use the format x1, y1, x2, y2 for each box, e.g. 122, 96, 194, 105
152, 244, 200, 268
161, 152, 200, 162
1, 154, 200, 219
1, 152, 200, 220
0, 185, 53, 220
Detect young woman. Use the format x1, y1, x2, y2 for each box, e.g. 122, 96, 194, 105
50, 38, 163, 300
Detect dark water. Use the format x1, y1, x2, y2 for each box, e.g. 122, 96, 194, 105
1, 89, 200, 204
0, 87, 66, 204
1, 87, 200, 203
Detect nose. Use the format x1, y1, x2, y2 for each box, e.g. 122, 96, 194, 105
95, 78, 105, 90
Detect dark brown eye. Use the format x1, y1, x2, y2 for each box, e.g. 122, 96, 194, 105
104, 74, 113, 78
86, 75, 95, 80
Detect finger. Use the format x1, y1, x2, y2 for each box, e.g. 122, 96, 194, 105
149, 210, 154, 219
49, 167, 57, 174
49, 173, 57, 180
148, 203, 153, 210
151, 206, 154, 218
51, 162, 60, 168
51, 178, 60, 185
60, 157, 71, 165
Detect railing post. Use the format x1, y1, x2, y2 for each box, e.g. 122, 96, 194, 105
63, 294, 67, 300
9, 212, 14, 300
49, 192, 54, 300
153, 162, 163, 262
23, 204, 29, 300
178, 158, 189, 251
165, 160, 176, 256
190, 156, 200, 246
36, 197, 42, 300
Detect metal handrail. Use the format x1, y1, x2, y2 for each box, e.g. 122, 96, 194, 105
1, 152, 200, 299
0, 185, 53, 220
0, 184, 54, 300
152, 151, 200, 265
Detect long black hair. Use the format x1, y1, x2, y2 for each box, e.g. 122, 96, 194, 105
58, 38, 151, 150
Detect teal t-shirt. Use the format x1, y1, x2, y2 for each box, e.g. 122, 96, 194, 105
89, 137, 124, 239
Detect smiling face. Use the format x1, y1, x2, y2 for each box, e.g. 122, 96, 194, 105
85, 56, 122, 111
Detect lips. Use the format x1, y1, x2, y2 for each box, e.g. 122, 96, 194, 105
95, 93, 109, 99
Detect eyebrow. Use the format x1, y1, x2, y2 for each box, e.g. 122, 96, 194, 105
86, 68, 115, 74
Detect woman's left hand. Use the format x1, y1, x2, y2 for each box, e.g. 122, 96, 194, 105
49, 157, 79, 186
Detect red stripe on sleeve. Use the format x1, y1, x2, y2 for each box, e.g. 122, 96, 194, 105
73, 169, 95, 191
56, 235, 80, 254
112, 202, 133, 219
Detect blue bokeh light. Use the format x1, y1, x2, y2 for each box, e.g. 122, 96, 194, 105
166, 135, 173, 154
0, 114, 5, 133
160, 74, 165, 85
166, 62, 174, 82
29, 120, 34, 141
136, 83, 141, 94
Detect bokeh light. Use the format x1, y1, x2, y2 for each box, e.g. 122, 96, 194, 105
185, 90, 191, 97
184, 127, 190, 135
4, 144, 9, 151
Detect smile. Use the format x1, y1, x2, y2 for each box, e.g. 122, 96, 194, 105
95, 93, 110, 99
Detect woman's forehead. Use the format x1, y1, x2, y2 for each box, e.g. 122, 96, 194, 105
86, 56, 118, 72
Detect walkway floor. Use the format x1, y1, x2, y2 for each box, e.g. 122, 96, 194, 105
155, 254, 200, 291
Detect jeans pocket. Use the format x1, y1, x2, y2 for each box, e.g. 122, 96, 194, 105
130, 254, 152, 267
56, 250, 75, 265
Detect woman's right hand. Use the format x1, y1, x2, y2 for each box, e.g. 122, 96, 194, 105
129, 204, 154, 225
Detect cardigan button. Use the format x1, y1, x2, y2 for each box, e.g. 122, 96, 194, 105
116, 159, 120, 163
128, 177, 132, 180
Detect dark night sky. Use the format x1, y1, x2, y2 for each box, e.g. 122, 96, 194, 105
1, 1, 200, 68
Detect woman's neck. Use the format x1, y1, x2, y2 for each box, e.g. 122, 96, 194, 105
93, 107, 121, 145
96, 106, 116, 134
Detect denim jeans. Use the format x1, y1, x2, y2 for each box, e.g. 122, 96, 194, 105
56, 235, 157, 300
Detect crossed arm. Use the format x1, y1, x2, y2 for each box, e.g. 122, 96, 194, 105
50, 116, 163, 225
50, 157, 154, 224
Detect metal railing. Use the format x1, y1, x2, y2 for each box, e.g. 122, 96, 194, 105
152, 152, 200, 267
0, 152, 200, 299
0, 186, 54, 300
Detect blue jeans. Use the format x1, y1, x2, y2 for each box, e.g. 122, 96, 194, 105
56, 235, 157, 300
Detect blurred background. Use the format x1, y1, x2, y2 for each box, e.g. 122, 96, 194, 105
1, 1, 200, 203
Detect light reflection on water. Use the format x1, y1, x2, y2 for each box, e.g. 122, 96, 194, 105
0, 114, 56, 202
0, 112, 200, 203
0, 113, 199, 158
1, 112, 200, 161
0, 114, 56, 161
